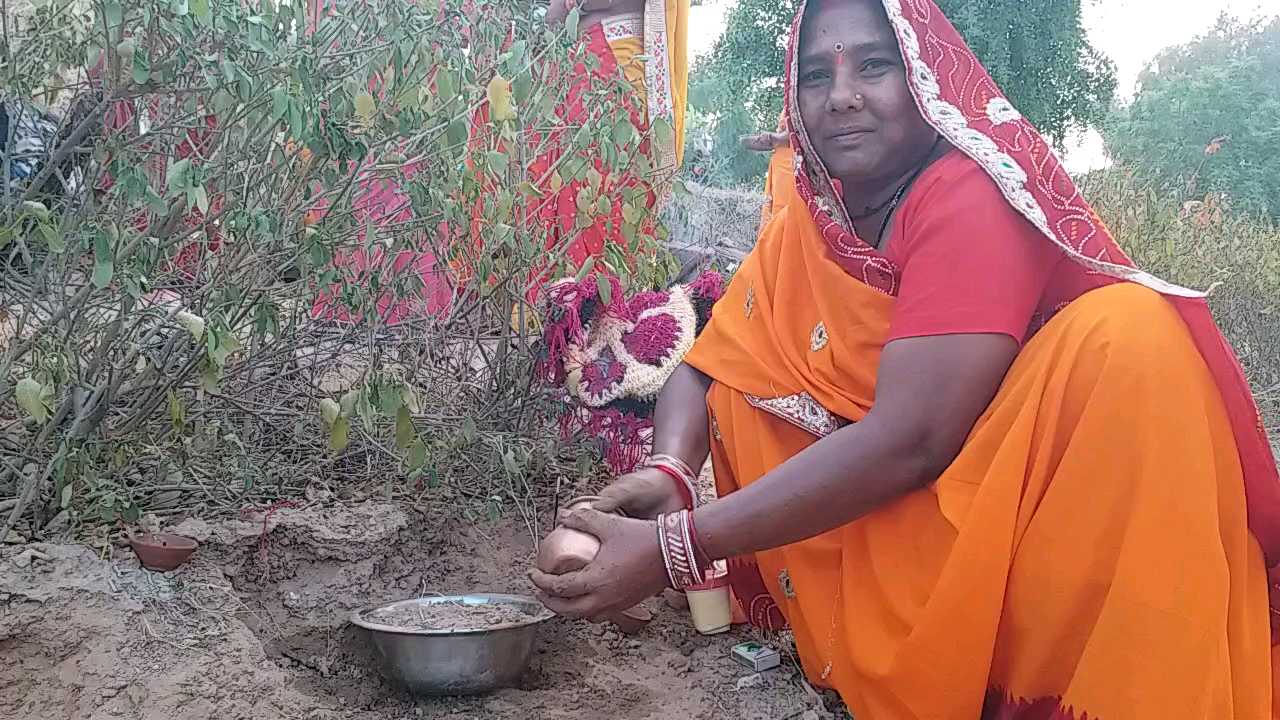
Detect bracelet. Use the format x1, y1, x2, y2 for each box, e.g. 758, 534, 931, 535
645, 454, 698, 508
656, 509, 712, 590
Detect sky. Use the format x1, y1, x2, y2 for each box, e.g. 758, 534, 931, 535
687, 0, 1280, 172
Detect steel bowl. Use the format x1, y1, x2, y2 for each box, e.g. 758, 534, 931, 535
349, 594, 553, 696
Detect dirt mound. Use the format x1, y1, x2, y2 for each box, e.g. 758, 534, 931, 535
0, 544, 299, 719
1, 500, 841, 720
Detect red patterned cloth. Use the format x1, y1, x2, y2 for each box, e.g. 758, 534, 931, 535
538, 271, 723, 474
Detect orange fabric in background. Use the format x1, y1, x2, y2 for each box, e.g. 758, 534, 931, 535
760, 113, 795, 228
685, 198, 1277, 717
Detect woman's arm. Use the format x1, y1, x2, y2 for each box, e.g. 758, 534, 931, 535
650, 362, 713, 469
696, 332, 1017, 559
591, 362, 713, 518
530, 332, 1019, 619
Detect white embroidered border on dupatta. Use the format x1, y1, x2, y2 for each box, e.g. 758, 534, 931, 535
877, 0, 1202, 298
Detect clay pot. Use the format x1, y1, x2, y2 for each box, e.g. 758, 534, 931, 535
129, 532, 197, 572
536, 496, 652, 633
535, 496, 607, 575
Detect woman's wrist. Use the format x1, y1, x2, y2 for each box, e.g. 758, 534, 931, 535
644, 454, 698, 508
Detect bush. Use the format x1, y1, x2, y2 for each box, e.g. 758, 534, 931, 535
1080, 167, 1280, 432
0, 0, 670, 540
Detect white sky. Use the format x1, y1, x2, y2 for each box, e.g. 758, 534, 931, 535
688, 0, 1280, 172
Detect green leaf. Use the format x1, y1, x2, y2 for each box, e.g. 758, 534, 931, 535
487, 75, 516, 122
168, 390, 186, 431
485, 151, 508, 174
38, 224, 64, 253
512, 71, 532, 104
131, 57, 150, 86
329, 416, 351, 452
460, 416, 478, 444
60, 483, 73, 509
270, 87, 289, 122
104, 0, 122, 26
395, 406, 414, 449
354, 92, 376, 123
378, 385, 403, 416
436, 69, 457, 102
565, 6, 580, 38
596, 274, 613, 306
446, 116, 468, 148
501, 450, 520, 476
401, 386, 421, 415
166, 159, 192, 193
191, 0, 209, 19
16, 377, 48, 425
175, 310, 205, 341
92, 230, 114, 288
193, 185, 210, 214
575, 187, 593, 214
407, 439, 427, 470
339, 390, 360, 417
612, 119, 635, 148
319, 398, 340, 426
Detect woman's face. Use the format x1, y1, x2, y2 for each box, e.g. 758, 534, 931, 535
796, 0, 936, 188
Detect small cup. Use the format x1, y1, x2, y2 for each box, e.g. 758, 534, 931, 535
686, 560, 731, 635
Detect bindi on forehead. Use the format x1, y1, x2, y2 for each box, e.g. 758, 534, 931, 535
800, 0, 896, 50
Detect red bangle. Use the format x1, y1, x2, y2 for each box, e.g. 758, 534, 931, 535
650, 463, 694, 509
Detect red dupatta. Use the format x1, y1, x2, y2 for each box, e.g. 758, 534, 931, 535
779, 0, 1280, 631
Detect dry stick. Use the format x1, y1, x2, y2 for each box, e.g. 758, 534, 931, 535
0, 389, 80, 544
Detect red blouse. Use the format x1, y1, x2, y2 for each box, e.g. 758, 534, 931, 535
882, 151, 1109, 344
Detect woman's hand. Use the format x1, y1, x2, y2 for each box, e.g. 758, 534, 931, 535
740, 131, 790, 153
592, 467, 687, 519
530, 508, 669, 620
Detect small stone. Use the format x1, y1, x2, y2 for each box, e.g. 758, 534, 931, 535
735, 673, 765, 691
801, 712, 821, 720
10, 548, 45, 568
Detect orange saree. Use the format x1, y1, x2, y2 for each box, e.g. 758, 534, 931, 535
682, 0, 1280, 717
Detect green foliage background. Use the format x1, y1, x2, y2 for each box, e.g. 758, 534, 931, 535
1104, 16, 1280, 219
688, 0, 1116, 186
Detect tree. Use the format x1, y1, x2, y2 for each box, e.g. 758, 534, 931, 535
1104, 16, 1280, 219
690, 0, 1117, 186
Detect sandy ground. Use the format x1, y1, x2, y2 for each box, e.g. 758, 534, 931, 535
0, 496, 846, 720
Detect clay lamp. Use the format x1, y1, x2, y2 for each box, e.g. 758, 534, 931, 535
536, 496, 653, 634
129, 532, 198, 572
